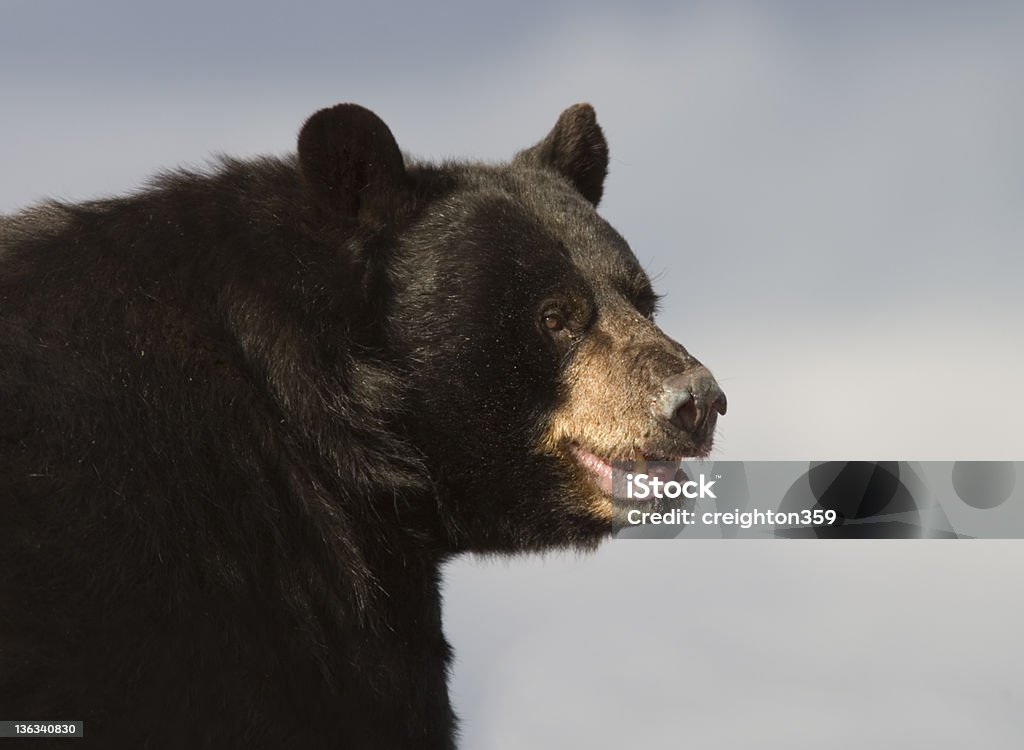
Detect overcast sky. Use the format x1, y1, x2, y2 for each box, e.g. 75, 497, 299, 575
3, 1, 1023, 747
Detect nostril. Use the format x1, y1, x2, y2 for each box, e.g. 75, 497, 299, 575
671, 396, 699, 433
658, 371, 725, 434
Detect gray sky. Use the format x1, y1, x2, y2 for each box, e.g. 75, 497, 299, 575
3, 2, 1023, 747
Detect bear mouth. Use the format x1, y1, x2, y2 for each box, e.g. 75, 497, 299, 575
569, 444, 615, 493
568, 443, 689, 497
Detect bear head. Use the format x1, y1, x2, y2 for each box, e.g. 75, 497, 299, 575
296, 103, 726, 553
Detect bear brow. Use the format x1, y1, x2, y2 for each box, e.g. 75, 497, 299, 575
612, 268, 657, 302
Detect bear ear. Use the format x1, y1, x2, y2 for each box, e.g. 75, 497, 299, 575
297, 103, 408, 225
514, 103, 609, 206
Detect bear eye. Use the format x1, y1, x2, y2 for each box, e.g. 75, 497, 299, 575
543, 312, 565, 332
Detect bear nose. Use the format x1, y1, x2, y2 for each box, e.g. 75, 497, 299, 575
658, 371, 727, 434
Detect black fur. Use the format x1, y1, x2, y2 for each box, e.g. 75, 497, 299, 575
0, 103, 710, 748
514, 103, 609, 205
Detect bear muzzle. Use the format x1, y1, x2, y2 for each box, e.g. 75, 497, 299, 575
656, 368, 728, 436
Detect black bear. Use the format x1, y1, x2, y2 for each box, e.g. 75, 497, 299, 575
0, 103, 725, 748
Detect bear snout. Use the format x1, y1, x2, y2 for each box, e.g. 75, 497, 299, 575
656, 369, 727, 436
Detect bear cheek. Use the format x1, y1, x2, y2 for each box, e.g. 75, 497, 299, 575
538, 330, 652, 462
